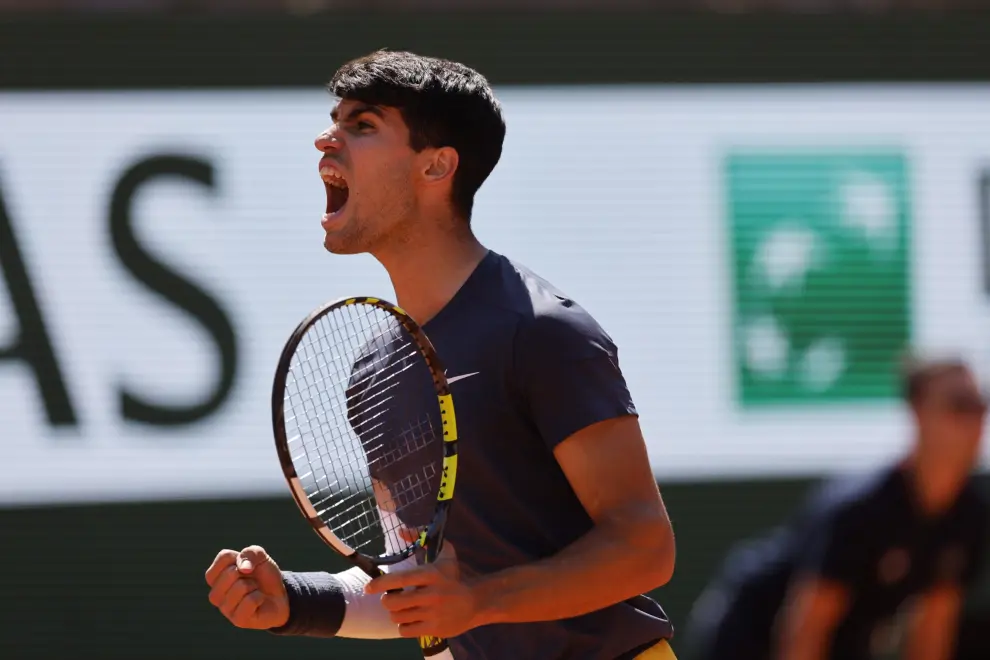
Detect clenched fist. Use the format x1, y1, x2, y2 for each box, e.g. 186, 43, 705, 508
205, 545, 290, 630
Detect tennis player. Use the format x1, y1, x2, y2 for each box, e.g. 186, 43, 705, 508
683, 356, 989, 660
204, 50, 677, 659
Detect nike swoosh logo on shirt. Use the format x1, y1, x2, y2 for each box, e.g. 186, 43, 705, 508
447, 372, 480, 384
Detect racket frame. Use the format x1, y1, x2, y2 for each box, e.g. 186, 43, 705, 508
271, 296, 459, 656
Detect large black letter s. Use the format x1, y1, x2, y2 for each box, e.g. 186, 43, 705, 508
0, 171, 77, 426
110, 155, 238, 426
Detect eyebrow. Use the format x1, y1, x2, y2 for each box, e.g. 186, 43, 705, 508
330, 103, 385, 123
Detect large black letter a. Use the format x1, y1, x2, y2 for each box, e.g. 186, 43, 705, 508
0, 174, 77, 426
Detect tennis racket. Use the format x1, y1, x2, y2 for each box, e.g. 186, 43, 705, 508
271, 296, 459, 658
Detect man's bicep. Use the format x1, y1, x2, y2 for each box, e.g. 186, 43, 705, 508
552, 415, 665, 524
553, 415, 675, 586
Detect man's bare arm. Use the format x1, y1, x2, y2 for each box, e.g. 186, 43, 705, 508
774, 576, 851, 660
468, 415, 675, 625
903, 585, 963, 660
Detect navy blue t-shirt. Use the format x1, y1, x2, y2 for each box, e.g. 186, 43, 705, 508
688, 464, 989, 660
279, 250, 673, 659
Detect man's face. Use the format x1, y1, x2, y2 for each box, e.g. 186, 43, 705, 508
915, 367, 987, 473
315, 99, 420, 255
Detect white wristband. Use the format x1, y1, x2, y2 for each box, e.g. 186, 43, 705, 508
335, 556, 417, 639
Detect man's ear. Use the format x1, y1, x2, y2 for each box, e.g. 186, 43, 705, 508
422, 146, 459, 184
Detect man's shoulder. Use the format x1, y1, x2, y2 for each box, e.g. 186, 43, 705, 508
487, 253, 614, 353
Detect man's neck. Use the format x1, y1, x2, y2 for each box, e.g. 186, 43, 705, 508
900, 452, 966, 517
375, 227, 488, 326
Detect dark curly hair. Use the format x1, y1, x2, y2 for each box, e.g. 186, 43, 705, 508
330, 50, 506, 221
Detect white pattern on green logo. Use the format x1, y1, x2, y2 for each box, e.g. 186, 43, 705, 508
726, 151, 912, 406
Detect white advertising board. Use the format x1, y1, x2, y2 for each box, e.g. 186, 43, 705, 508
2, 85, 990, 506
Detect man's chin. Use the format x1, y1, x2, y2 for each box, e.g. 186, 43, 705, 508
323, 231, 367, 256
323, 236, 355, 255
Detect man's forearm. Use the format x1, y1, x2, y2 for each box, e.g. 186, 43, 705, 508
775, 621, 831, 660
775, 638, 830, 660
904, 638, 954, 660
903, 587, 961, 660
773, 577, 849, 660
774, 610, 836, 660
469, 512, 673, 626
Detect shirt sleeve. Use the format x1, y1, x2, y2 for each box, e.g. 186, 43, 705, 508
512, 306, 638, 451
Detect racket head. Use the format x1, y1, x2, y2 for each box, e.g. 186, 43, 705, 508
271, 296, 459, 571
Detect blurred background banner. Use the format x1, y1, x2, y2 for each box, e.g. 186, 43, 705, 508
5, 86, 990, 506
3, 4, 990, 660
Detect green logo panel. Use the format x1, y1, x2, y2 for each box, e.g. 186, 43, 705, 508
726, 151, 912, 406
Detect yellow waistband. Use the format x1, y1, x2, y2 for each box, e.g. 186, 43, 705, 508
633, 639, 677, 660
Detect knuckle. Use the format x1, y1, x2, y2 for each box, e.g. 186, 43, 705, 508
239, 593, 267, 628
207, 570, 235, 605
213, 549, 236, 565
233, 608, 255, 628
229, 579, 247, 598
223, 603, 243, 622
221, 590, 249, 618
205, 550, 236, 583
231, 580, 256, 604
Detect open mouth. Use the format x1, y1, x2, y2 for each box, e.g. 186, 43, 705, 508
320, 166, 350, 217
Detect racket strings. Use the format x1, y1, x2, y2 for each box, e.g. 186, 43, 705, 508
283, 303, 443, 559
286, 310, 408, 487
294, 307, 408, 549
287, 312, 417, 427
369, 414, 438, 471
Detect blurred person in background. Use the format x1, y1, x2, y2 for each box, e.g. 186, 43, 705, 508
682, 355, 989, 660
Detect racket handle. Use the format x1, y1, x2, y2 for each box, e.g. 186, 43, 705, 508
377, 558, 449, 657
381, 588, 448, 658
418, 632, 449, 657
